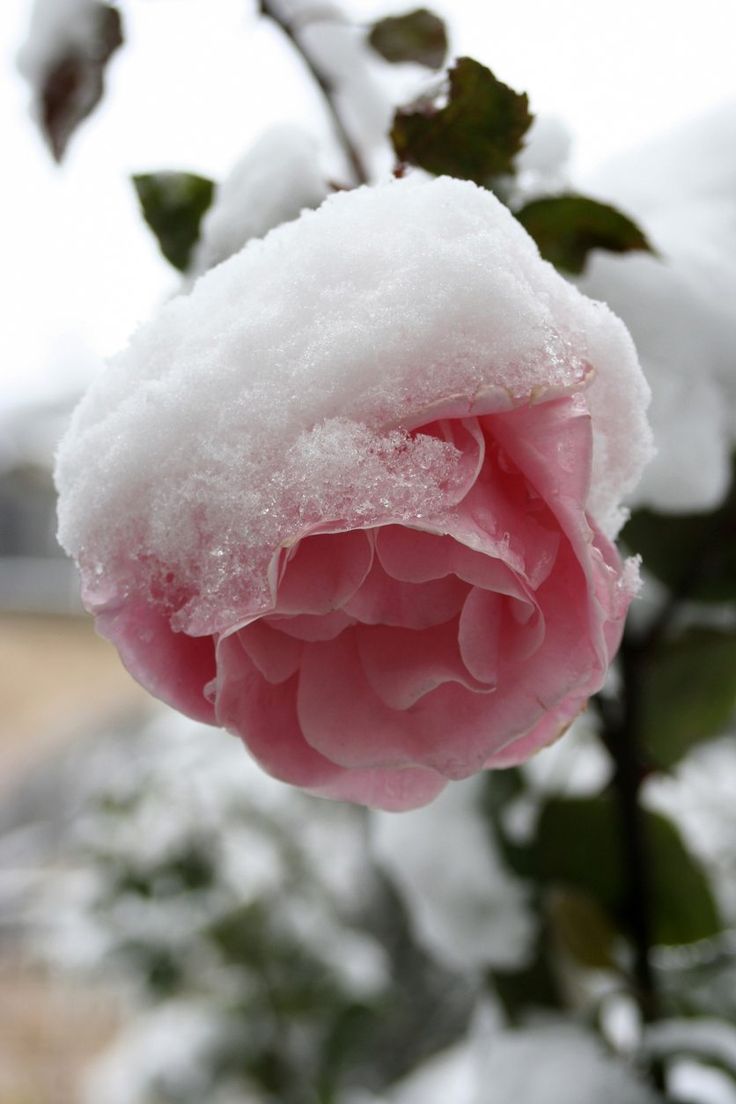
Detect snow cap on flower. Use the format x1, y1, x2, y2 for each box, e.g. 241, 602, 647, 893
191, 124, 330, 274
56, 176, 651, 637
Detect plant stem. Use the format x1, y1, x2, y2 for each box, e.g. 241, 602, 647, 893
258, 0, 370, 186
598, 637, 666, 1093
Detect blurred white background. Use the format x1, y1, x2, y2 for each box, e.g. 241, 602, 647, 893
1, 0, 736, 413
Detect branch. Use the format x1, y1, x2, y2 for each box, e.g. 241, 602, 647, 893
259, 0, 370, 186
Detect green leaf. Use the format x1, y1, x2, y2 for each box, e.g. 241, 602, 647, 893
623, 472, 736, 602
641, 629, 736, 769
515, 194, 653, 274
132, 171, 215, 271
547, 887, 619, 970
536, 795, 720, 945
391, 56, 532, 185
368, 9, 448, 69
38, 3, 123, 162
492, 934, 563, 1021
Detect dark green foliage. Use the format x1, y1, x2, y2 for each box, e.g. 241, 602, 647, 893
640, 629, 736, 769
515, 194, 653, 273
104, 837, 217, 901
38, 3, 123, 161
623, 469, 736, 602
391, 56, 532, 186
492, 933, 563, 1022
536, 795, 720, 946
132, 171, 215, 270
547, 887, 619, 970
368, 9, 448, 69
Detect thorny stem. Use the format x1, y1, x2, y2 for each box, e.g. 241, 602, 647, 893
258, 0, 370, 186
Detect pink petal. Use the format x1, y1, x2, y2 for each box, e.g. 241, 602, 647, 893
235, 619, 303, 684
95, 598, 216, 723
214, 635, 446, 811
266, 609, 355, 642
457, 587, 503, 684
275, 528, 373, 614
486, 692, 589, 768
343, 557, 469, 629
296, 629, 516, 777
355, 619, 492, 709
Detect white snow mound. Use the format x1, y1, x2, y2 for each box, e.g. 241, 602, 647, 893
56, 176, 651, 635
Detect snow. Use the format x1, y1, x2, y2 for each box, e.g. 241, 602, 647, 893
192, 124, 330, 274
577, 252, 732, 513
508, 102, 736, 515
56, 175, 651, 636
81, 1002, 235, 1104
667, 1061, 736, 1104
367, 1019, 660, 1104
371, 777, 536, 971
582, 103, 736, 510
471, 1023, 660, 1104
23, 708, 388, 998
644, 1019, 736, 1075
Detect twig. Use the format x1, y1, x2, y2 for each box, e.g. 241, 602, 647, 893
258, 0, 370, 186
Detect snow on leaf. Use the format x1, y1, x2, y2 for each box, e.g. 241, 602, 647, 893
18, 0, 123, 162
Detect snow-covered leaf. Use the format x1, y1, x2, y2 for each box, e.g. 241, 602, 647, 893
391, 57, 532, 185
368, 9, 448, 70
132, 172, 215, 271
515, 194, 653, 274
19, 0, 123, 161
191, 126, 329, 274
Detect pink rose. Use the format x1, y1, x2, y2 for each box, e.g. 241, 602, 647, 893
56, 178, 651, 810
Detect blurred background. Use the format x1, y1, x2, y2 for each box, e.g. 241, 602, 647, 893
2, 2, 736, 1102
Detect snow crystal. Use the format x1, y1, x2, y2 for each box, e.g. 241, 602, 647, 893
191, 125, 330, 274
56, 176, 651, 634
371, 777, 536, 971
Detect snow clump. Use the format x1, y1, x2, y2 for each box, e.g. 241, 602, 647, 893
56, 175, 651, 636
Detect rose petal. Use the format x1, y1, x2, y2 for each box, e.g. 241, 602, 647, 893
297, 629, 520, 777
457, 587, 503, 684
215, 636, 446, 810
266, 609, 355, 642
235, 619, 303, 684
344, 557, 469, 629
356, 619, 492, 709
275, 528, 373, 614
95, 598, 216, 723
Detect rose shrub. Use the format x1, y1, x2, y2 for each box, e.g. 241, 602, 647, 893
56, 177, 652, 810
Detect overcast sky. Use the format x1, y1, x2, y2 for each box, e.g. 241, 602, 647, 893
2, 0, 736, 416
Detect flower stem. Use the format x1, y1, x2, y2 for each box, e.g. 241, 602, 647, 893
258, 0, 370, 186
598, 637, 666, 1092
